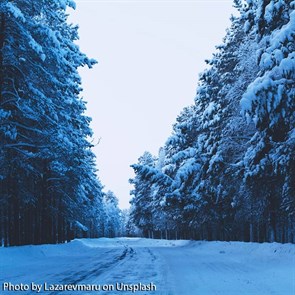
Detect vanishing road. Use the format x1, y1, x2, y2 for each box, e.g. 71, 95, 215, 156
0, 238, 294, 295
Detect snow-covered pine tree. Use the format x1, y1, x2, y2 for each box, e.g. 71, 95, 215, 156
186, 6, 260, 241
160, 106, 203, 239
103, 191, 122, 238
241, 0, 295, 242
129, 152, 161, 238
0, 0, 104, 246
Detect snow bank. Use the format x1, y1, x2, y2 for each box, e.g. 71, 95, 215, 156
76, 237, 190, 248
186, 240, 295, 255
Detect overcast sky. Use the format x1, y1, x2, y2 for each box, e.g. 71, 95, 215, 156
68, 0, 237, 209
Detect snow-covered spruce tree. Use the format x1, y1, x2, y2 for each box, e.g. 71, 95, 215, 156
240, 0, 295, 243
124, 209, 141, 237
102, 191, 122, 238
159, 106, 203, 239
185, 6, 260, 241
129, 152, 162, 238
0, 0, 103, 246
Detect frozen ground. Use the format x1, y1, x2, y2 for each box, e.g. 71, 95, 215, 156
0, 238, 294, 295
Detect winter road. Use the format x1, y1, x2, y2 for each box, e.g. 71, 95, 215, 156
0, 238, 294, 295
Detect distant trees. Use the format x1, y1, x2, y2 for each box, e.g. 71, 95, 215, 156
129, 152, 159, 238
129, 0, 295, 243
102, 191, 122, 238
0, 0, 104, 246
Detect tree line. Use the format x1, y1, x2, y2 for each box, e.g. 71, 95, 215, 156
0, 0, 124, 246
129, 0, 295, 243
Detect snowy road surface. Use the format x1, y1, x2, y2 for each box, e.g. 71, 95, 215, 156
0, 238, 294, 295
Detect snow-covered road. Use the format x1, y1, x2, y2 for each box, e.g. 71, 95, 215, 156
0, 238, 294, 295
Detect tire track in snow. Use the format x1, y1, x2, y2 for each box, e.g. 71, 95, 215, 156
48, 246, 134, 295
93, 244, 161, 295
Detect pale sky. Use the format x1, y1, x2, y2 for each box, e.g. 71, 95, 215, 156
68, 0, 237, 209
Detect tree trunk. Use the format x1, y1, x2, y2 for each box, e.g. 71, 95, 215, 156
0, 13, 5, 99
249, 222, 254, 242
269, 211, 276, 242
